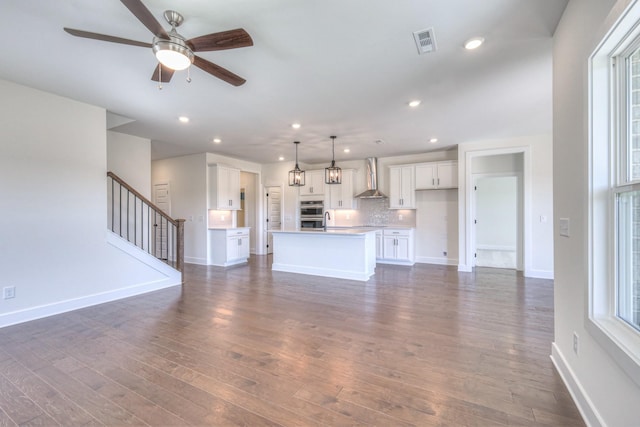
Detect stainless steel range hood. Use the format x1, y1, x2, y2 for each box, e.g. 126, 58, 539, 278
355, 157, 387, 199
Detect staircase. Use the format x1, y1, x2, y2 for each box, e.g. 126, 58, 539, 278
107, 172, 185, 273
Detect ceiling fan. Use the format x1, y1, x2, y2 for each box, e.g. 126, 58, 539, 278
64, 0, 253, 86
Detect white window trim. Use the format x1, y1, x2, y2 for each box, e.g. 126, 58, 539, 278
589, 0, 640, 387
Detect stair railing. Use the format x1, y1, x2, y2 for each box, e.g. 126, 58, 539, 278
107, 172, 185, 273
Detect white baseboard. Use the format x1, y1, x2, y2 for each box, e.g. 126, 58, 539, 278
550, 343, 604, 427
525, 268, 554, 279
415, 256, 458, 266
0, 277, 180, 329
376, 259, 415, 266
0, 233, 183, 329
458, 264, 472, 272
185, 256, 208, 265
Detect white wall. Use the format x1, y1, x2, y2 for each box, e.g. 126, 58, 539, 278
553, 1, 640, 425
107, 131, 151, 199
240, 171, 258, 252
0, 79, 180, 327
457, 135, 554, 278
151, 154, 208, 264
475, 176, 518, 249
415, 190, 458, 265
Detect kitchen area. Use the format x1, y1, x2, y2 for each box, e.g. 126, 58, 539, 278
151, 150, 459, 277
270, 157, 457, 281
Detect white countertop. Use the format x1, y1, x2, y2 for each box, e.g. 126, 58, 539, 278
272, 228, 377, 236
208, 227, 251, 230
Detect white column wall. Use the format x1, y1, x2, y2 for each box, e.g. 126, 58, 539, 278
107, 131, 151, 199
552, 1, 640, 425
457, 135, 554, 278
151, 154, 208, 265
0, 79, 179, 327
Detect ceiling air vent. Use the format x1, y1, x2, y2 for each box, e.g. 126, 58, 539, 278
413, 28, 437, 54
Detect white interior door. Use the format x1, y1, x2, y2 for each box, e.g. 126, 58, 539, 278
265, 186, 282, 254
153, 182, 171, 259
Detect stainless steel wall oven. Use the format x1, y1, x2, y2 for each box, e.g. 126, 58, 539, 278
300, 200, 324, 230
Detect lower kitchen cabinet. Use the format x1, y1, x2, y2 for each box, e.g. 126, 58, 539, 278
208, 227, 250, 266
377, 228, 414, 265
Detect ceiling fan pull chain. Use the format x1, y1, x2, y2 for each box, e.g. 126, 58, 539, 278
186, 66, 192, 83
158, 64, 163, 90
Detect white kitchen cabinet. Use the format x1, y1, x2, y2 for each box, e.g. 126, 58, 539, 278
299, 170, 325, 196
208, 165, 241, 210
415, 161, 458, 190
208, 228, 250, 266
328, 169, 356, 209
377, 228, 414, 265
389, 165, 415, 209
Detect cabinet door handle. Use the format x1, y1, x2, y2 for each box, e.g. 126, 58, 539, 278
437, 178, 440, 185
238, 239, 241, 246
432, 178, 435, 185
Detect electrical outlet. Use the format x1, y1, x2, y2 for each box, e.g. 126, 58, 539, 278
398, 214, 404, 221
573, 332, 579, 355
3, 286, 15, 300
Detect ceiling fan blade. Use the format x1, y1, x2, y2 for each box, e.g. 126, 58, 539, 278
193, 56, 246, 86
188, 29, 253, 52
120, 0, 169, 39
151, 64, 175, 82
64, 28, 151, 48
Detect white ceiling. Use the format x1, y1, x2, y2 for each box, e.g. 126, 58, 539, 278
0, 0, 567, 164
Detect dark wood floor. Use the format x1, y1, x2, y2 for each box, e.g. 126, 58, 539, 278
0, 257, 584, 426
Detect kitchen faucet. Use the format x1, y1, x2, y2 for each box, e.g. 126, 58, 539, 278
323, 211, 331, 231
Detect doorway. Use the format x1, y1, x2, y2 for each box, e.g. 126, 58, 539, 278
264, 186, 283, 254
472, 174, 521, 269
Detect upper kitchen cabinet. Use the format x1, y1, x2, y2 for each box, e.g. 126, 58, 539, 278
415, 161, 458, 190
299, 170, 325, 196
389, 165, 415, 209
208, 164, 241, 210
328, 169, 356, 209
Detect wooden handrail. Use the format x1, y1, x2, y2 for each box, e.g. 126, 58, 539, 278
107, 171, 185, 274
107, 171, 177, 226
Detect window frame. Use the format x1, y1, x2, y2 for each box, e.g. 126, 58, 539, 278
588, 1, 640, 387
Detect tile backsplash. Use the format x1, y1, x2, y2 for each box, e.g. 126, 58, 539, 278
331, 198, 416, 227
208, 210, 235, 228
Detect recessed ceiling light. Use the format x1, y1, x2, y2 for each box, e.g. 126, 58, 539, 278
464, 37, 484, 50
213, 138, 222, 144
374, 139, 385, 145
429, 138, 438, 143
291, 123, 301, 129
178, 116, 190, 123
344, 148, 350, 153
278, 156, 285, 161
408, 100, 421, 107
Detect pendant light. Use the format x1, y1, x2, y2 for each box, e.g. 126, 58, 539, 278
288, 141, 306, 186
325, 135, 342, 184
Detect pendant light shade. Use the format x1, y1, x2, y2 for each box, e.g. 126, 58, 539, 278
288, 141, 305, 186
325, 135, 342, 184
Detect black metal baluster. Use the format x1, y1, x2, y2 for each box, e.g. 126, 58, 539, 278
119, 184, 123, 237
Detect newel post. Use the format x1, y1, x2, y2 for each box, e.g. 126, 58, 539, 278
176, 219, 186, 277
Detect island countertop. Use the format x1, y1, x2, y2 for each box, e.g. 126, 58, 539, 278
270, 228, 378, 236
270, 228, 377, 281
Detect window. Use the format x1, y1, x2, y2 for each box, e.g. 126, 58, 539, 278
616, 44, 640, 332
589, 2, 640, 385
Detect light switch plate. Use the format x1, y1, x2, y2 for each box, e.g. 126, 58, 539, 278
559, 218, 570, 237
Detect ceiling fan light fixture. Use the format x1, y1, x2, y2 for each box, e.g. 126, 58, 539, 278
153, 36, 194, 70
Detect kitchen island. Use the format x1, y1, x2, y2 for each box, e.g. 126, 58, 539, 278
270, 228, 377, 281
